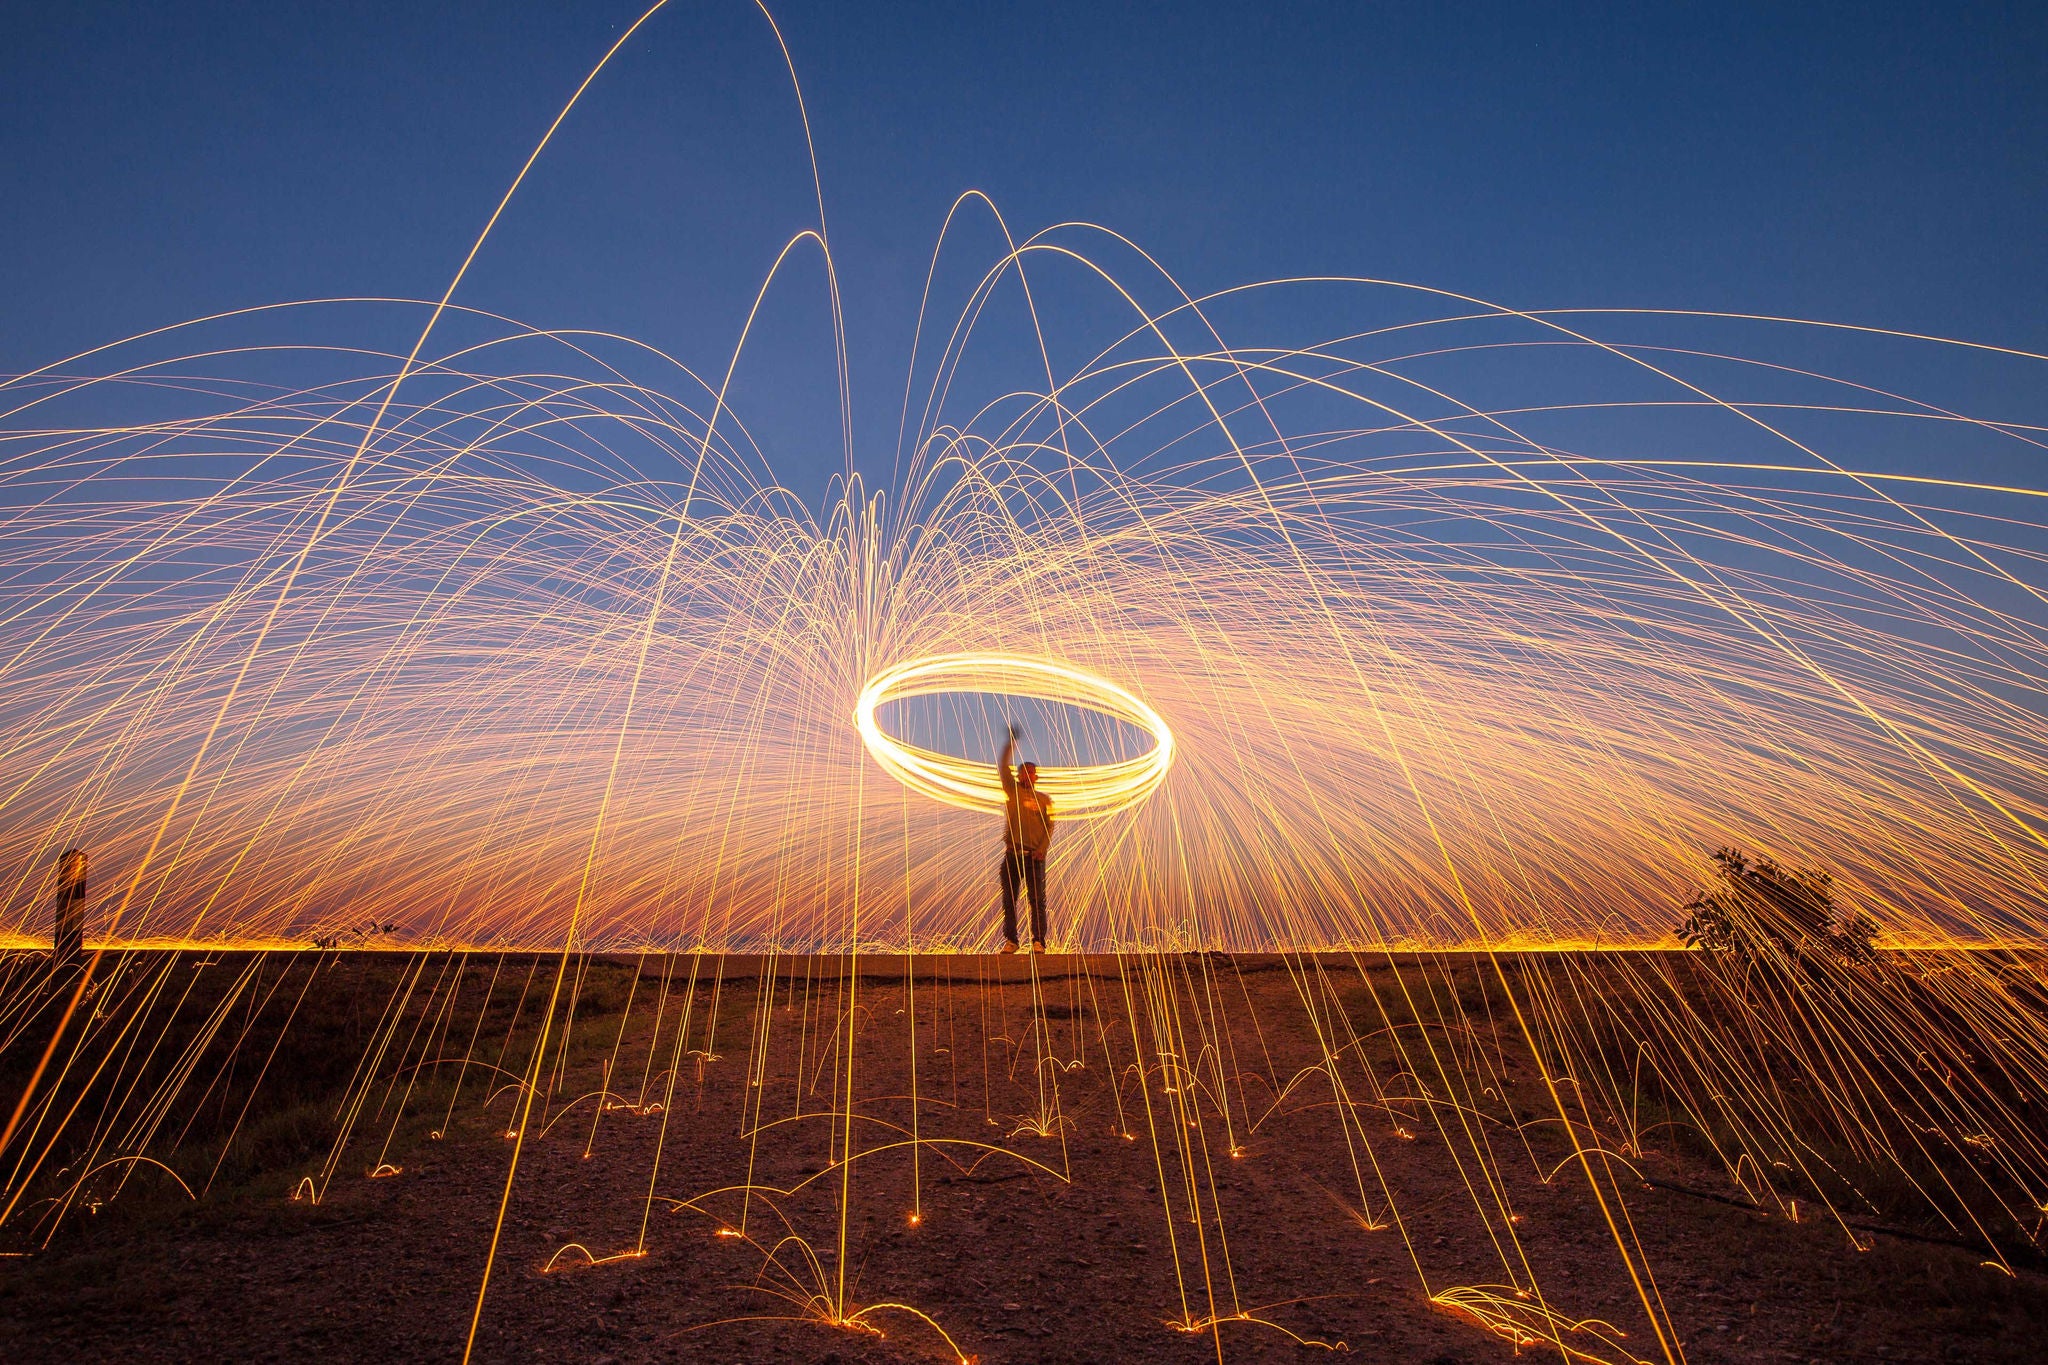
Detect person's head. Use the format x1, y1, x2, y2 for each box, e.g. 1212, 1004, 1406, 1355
1018, 761, 1038, 789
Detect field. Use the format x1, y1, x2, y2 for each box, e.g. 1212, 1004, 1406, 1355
4, 948, 2046, 1362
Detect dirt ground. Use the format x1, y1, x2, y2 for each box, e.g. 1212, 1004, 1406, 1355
2, 951, 2045, 1363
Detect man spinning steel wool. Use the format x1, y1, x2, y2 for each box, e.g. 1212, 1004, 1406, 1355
997, 722, 1054, 953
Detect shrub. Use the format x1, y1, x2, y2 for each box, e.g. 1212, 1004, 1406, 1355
1678, 846, 1877, 966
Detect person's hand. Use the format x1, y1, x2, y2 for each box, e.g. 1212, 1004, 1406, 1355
1007, 721, 1023, 741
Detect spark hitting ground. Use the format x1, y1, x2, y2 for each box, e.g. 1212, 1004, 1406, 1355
5, 4, 2048, 1362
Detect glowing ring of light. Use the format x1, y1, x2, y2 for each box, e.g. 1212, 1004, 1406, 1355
855, 653, 1174, 820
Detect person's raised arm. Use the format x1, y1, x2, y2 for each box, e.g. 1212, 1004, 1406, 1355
999, 723, 1019, 796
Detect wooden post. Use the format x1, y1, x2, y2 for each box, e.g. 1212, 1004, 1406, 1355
53, 848, 86, 969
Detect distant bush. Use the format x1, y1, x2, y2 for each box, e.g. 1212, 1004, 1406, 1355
1678, 847, 1877, 967
309, 918, 400, 950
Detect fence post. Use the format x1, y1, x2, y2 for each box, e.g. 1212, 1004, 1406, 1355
53, 848, 87, 969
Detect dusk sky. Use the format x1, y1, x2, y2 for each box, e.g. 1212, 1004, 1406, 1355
1, 1, 2043, 511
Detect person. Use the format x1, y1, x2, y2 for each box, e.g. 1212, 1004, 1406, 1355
997, 723, 1054, 953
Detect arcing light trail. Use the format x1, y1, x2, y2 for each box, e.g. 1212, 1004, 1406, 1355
5, 6, 2048, 1363
3, 288, 2045, 954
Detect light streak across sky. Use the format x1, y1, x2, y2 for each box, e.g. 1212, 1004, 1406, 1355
2, 281, 2046, 952
0, 11, 2041, 957
3, 10, 2048, 1365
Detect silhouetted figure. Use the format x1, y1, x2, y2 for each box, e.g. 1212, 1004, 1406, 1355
52, 848, 87, 970
997, 725, 1054, 953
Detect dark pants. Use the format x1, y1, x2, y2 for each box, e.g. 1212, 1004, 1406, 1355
1000, 851, 1047, 946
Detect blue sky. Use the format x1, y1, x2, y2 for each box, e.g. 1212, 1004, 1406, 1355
4, 1, 2044, 496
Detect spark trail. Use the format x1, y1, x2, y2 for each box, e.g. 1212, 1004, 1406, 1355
4, 8, 2048, 1363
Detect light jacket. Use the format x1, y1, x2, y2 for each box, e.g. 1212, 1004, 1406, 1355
1000, 759, 1054, 857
